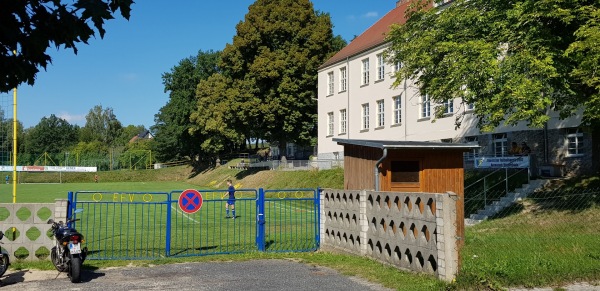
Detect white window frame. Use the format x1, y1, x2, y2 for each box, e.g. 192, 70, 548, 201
443, 99, 454, 114
566, 128, 583, 157
376, 99, 385, 127
339, 109, 347, 134
493, 133, 508, 157
361, 103, 370, 130
392, 95, 401, 125
464, 136, 480, 159
394, 61, 402, 73
327, 71, 334, 95
339, 67, 347, 92
361, 58, 370, 85
377, 54, 385, 81
421, 94, 431, 118
327, 112, 334, 136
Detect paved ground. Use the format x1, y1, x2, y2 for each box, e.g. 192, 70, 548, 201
0, 259, 393, 291
1, 260, 598, 290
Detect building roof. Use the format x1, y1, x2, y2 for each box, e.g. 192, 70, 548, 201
319, 1, 413, 70
333, 138, 479, 151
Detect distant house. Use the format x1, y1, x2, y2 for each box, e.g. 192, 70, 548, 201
129, 130, 154, 143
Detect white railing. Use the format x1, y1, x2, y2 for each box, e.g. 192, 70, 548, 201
249, 159, 344, 171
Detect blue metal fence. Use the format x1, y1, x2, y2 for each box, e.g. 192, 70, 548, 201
69, 188, 319, 260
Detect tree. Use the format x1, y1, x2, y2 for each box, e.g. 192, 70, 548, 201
22, 114, 79, 157
80, 105, 122, 146
386, 0, 600, 171
190, 73, 244, 156
0, 0, 134, 92
216, 0, 339, 150
152, 50, 220, 163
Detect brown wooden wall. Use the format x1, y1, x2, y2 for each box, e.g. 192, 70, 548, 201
343, 145, 466, 247
343, 145, 381, 190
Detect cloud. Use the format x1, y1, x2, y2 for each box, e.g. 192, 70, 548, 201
57, 112, 86, 126
119, 73, 139, 82
362, 11, 379, 18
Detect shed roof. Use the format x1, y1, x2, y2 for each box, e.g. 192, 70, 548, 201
333, 138, 479, 151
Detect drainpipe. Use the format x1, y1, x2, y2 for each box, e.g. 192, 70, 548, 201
374, 148, 388, 191
403, 77, 407, 141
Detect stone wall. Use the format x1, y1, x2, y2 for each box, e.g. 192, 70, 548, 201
320, 189, 459, 281
0, 199, 68, 261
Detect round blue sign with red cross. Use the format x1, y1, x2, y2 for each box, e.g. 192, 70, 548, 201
178, 189, 203, 214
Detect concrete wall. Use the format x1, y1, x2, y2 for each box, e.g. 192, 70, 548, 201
320, 189, 459, 281
0, 200, 68, 261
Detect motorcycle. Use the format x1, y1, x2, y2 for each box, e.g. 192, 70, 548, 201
47, 208, 87, 283
0, 231, 9, 277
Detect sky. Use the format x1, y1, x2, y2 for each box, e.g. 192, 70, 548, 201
13, 1, 397, 129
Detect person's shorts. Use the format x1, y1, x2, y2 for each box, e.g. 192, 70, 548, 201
227, 199, 235, 205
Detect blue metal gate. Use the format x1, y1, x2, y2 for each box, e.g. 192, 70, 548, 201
69, 188, 319, 260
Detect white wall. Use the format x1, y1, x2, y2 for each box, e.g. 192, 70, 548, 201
317, 44, 583, 159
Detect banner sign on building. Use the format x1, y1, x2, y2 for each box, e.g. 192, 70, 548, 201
474, 156, 529, 169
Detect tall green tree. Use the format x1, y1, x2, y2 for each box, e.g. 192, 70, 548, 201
152, 50, 220, 163
22, 114, 79, 157
215, 0, 338, 150
80, 105, 122, 146
386, 0, 600, 171
0, 0, 134, 92
190, 73, 244, 156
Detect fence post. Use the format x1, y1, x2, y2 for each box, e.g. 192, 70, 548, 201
359, 190, 368, 256
256, 188, 266, 251
505, 168, 509, 195
316, 187, 321, 248
67, 191, 73, 219
165, 192, 172, 257
483, 177, 487, 206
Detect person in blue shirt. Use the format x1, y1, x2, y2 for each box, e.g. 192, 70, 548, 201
225, 179, 236, 219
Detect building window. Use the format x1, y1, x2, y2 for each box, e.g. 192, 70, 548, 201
467, 103, 475, 111
391, 161, 420, 183
566, 128, 583, 156
362, 103, 370, 130
327, 112, 334, 136
339, 109, 347, 134
493, 133, 507, 157
443, 99, 454, 114
377, 53, 385, 81
361, 58, 370, 85
377, 99, 385, 127
421, 94, 431, 118
394, 61, 402, 73
339, 67, 347, 92
464, 136, 480, 159
327, 71, 334, 95
392, 95, 401, 125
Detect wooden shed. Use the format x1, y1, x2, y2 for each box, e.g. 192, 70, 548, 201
333, 138, 479, 242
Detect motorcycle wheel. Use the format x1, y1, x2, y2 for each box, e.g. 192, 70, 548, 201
50, 247, 66, 272
69, 256, 81, 283
0, 253, 9, 277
